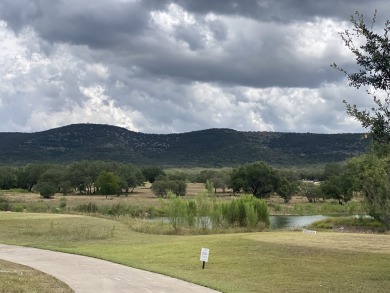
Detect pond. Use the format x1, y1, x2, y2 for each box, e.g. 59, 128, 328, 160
269, 215, 329, 230
148, 215, 330, 230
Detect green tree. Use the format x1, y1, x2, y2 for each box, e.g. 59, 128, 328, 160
332, 11, 390, 145
95, 171, 121, 195
346, 153, 390, 228
0, 167, 17, 190
320, 164, 354, 205
35, 167, 66, 198
300, 181, 322, 203
166, 171, 188, 181
229, 162, 281, 198
211, 174, 229, 193
142, 167, 166, 183
277, 177, 299, 203
18, 164, 50, 191
115, 164, 144, 193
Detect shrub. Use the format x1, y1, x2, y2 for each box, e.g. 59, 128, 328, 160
0, 196, 12, 211
151, 180, 187, 197
167, 192, 187, 230
12, 204, 26, 212
36, 181, 57, 198
75, 202, 98, 213
59, 197, 67, 208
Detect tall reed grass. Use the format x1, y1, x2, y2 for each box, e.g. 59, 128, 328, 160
164, 192, 270, 231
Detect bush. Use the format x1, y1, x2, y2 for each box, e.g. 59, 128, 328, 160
0, 196, 12, 211
151, 180, 187, 197
59, 197, 67, 208
75, 202, 98, 213
12, 204, 26, 212
36, 181, 57, 198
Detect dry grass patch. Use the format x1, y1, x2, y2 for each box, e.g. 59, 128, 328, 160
0, 259, 73, 293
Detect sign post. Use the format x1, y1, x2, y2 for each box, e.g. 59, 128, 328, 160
200, 248, 209, 269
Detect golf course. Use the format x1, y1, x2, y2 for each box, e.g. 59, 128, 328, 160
0, 210, 389, 293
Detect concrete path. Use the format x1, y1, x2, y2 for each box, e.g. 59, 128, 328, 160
0, 244, 219, 293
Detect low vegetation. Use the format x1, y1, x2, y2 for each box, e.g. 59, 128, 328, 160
309, 216, 386, 232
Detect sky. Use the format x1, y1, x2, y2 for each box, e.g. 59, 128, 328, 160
0, 0, 389, 134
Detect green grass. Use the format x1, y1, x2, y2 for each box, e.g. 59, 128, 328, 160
268, 200, 365, 216
0, 212, 389, 292
0, 259, 73, 293
309, 216, 385, 231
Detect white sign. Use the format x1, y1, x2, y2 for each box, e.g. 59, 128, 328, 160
303, 229, 317, 234
200, 248, 210, 262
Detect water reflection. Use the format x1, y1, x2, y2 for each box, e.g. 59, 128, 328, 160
270, 215, 329, 230
148, 215, 330, 230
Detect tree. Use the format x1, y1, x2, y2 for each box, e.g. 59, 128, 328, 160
0, 167, 17, 190
211, 171, 230, 193
320, 173, 354, 205
115, 164, 144, 194
300, 181, 322, 203
35, 167, 66, 198
332, 11, 390, 145
277, 177, 299, 203
320, 162, 355, 204
332, 12, 390, 225
142, 167, 166, 183
229, 162, 281, 198
95, 171, 121, 195
346, 153, 390, 228
18, 164, 50, 191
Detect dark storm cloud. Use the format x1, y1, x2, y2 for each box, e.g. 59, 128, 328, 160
171, 0, 386, 22
0, 0, 158, 48
0, 0, 382, 88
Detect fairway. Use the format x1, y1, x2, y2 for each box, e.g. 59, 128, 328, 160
0, 212, 389, 293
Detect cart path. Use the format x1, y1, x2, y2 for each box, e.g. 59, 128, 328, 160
0, 244, 219, 293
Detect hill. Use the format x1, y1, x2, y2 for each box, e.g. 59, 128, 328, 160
0, 123, 370, 167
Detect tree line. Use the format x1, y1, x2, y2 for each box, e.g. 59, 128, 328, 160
0, 161, 145, 198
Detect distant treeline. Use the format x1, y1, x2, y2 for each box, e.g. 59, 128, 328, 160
0, 161, 329, 194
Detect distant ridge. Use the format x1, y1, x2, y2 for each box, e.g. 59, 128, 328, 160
0, 123, 370, 167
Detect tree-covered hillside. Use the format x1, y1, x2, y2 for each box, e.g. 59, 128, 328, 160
0, 124, 370, 167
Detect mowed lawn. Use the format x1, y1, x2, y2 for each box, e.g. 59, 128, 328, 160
0, 212, 389, 293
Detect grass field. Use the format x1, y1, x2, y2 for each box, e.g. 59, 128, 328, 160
0, 212, 389, 293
